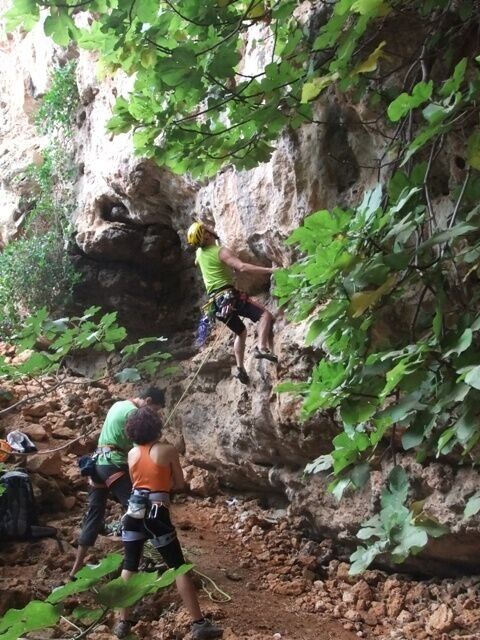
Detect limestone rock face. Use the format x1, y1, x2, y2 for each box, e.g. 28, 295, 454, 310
0, 5, 57, 243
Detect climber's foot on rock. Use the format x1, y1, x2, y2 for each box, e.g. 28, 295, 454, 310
254, 347, 278, 363
234, 367, 250, 385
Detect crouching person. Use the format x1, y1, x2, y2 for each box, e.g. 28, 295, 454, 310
115, 407, 223, 640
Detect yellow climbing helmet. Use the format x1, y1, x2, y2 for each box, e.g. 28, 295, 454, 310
187, 221, 205, 246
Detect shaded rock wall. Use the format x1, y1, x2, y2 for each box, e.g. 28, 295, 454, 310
2, 2, 480, 576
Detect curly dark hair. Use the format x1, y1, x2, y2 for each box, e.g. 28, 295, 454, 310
125, 407, 162, 444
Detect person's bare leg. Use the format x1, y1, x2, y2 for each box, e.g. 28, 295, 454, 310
70, 545, 88, 578
258, 310, 274, 352
176, 574, 203, 620
234, 329, 247, 368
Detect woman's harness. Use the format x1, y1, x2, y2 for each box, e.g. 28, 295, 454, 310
122, 489, 177, 548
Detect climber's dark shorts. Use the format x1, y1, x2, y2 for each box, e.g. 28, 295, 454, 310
122, 506, 185, 571
223, 296, 265, 336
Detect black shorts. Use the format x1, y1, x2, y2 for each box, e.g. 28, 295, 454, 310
222, 294, 264, 336
122, 506, 185, 571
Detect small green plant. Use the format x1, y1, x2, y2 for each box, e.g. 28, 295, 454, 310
0, 553, 192, 639
349, 467, 446, 575
1, 63, 79, 335
0, 231, 80, 335
0, 307, 173, 419
116, 336, 177, 382
0, 307, 172, 383
35, 60, 79, 136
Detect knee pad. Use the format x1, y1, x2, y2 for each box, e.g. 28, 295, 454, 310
151, 531, 177, 549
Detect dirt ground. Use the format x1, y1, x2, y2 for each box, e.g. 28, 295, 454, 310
166, 501, 359, 640
2, 486, 480, 640
0, 493, 359, 640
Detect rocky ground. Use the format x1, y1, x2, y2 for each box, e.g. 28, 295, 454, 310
1, 354, 480, 639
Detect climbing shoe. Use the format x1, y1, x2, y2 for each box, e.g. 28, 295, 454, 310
113, 619, 135, 639
234, 366, 250, 385
254, 347, 278, 363
191, 618, 223, 639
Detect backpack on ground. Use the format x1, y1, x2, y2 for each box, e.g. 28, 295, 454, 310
0, 471, 38, 541
0, 470, 56, 542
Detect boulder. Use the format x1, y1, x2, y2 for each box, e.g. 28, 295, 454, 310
189, 469, 220, 497
20, 424, 48, 442
27, 451, 63, 477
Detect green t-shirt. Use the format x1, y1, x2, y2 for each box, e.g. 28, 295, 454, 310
97, 400, 136, 466
196, 245, 234, 294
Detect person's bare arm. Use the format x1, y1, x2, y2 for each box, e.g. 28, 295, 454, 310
127, 448, 138, 480
167, 446, 187, 493
219, 247, 274, 275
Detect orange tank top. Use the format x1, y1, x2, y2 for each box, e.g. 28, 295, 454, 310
130, 444, 172, 492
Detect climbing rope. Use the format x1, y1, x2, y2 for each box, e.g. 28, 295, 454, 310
194, 569, 232, 603
143, 541, 232, 603
163, 323, 228, 427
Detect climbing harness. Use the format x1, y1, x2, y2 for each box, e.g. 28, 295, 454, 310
212, 287, 237, 321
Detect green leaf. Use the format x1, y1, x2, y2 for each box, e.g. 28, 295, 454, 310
444, 329, 473, 358
341, 397, 378, 426
387, 81, 433, 122
71, 607, 104, 624
349, 276, 396, 318
330, 477, 351, 501
304, 455, 333, 474
44, 12, 75, 47
301, 74, 338, 103
75, 553, 123, 581
422, 103, 448, 125
436, 426, 456, 455
391, 523, 428, 562
419, 222, 477, 249
467, 130, 480, 170
440, 57, 467, 97
133, 0, 159, 22
351, 0, 386, 15
96, 565, 192, 609
464, 491, 480, 518
4, 0, 40, 31
432, 303, 443, 339
0, 601, 60, 636
351, 462, 370, 488
464, 365, 480, 390
353, 41, 386, 74
306, 320, 323, 345
349, 540, 387, 575
115, 367, 142, 383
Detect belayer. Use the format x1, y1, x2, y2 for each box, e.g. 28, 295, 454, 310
69, 386, 166, 579
187, 221, 277, 384
115, 406, 223, 639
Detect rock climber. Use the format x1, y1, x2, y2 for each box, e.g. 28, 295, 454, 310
115, 407, 223, 640
187, 220, 277, 384
69, 386, 166, 579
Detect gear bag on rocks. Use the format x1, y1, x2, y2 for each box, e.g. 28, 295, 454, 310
0, 470, 56, 542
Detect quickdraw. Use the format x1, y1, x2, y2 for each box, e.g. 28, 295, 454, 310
213, 289, 236, 320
